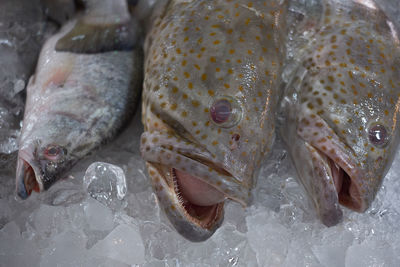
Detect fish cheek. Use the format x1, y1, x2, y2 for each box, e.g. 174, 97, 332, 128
38, 147, 70, 190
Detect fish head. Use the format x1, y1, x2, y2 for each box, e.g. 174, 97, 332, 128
289, 23, 400, 224
16, 115, 77, 199
15, 86, 90, 199
141, 0, 286, 241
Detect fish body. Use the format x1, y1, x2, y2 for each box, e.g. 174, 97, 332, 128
280, 0, 400, 226
141, 0, 287, 241
16, 0, 143, 199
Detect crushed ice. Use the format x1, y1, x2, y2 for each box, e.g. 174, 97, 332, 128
1, 112, 400, 266
84, 162, 127, 211
1, 0, 400, 265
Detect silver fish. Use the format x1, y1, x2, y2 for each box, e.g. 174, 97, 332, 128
16, 0, 143, 199
280, 0, 400, 226
141, 0, 287, 241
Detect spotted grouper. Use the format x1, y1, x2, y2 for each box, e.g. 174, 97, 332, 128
140, 0, 287, 241
280, 0, 400, 226
16, 0, 143, 199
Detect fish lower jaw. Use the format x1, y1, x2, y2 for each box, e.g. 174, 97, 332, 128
16, 157, 43, 199
170, 167, 225, 230
314, 145, 366, 213
146, 162, 224, 241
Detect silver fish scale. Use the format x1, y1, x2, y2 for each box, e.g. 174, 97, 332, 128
17, 19, 142, 193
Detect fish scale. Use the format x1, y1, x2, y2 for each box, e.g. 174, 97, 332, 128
280, 0, 400, 226
141, 0, 287, 241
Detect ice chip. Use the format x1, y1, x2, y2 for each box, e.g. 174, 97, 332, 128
40, 230, 87, 267
13, 78, 25, 95
89, 224, 145, 265
83, 162, 127, 210
83, 198, 114, 232
0, 128, 19, 154
0, 221, 40, 266
345, 239, 396, 267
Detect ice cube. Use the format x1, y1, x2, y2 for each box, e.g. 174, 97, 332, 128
345, 239, 396, 267
89, 224, 145, 265
83, 162, 127, 210
0, 221, 40, 266
40, 230, 88, 267
83, 198, 114, 232
246, 209, 290, 266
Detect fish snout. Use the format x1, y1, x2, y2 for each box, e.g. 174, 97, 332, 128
16, 158, 40, 199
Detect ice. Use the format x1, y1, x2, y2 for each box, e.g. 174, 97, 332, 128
345, 239, 396, 267
1, 110, 400, 266
40, 230, 87, 267
246, 210, 290, 266
0, 221, 41, 267
89, 224, 145, 265
2, 1, 400, 266
83, 162, 127, 210
83, 198, 114, 232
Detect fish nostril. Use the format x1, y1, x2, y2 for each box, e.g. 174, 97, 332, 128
210, 96, 242, 128
368, 123, 389, 148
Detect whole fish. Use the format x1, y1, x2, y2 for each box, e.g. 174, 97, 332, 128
280, 0, 400, 226
141, 0, 287, 241
16, 0, 143, 199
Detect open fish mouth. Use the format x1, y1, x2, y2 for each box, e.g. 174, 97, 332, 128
147, 162, 225, 239
171, 167, 225, 227
311, 144, 364, 212
294, 114, 369, 226
16, 154, 43, 199
141, 131, 249, 241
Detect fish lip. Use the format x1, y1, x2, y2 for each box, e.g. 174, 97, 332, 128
146, 162, 224, 242
309, 142, 366, 213
16, 150, 44, 199
140, 131, 250, 206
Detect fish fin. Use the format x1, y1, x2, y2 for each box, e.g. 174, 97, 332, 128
55, 19, 140, 53
27, 75, 36, 88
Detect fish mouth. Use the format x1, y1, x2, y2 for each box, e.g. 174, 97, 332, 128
16, 156, 43, 199
295, 113, 369, 226
146, 162, 225, 241
171, 167, 225, 227
141, 131, 249, 241
325, 154, 362, 211
307, 139, 367, 214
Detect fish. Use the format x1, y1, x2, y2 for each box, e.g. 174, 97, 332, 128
16, 0, 143, 199
140, 0, 287, 241
280, 0, 400, 226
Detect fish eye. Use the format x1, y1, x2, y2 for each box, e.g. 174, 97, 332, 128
43, 145, 65, 161
368, 123, 389, 148
210, 96, 242, 128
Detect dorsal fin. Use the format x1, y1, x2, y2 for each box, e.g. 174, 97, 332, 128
55, 0, 141, 53
55, 18, 140, 53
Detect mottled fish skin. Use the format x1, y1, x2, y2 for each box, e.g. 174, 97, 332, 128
280, 0, 400, 226
16, 3, 143, 199
141, 0, 287, 241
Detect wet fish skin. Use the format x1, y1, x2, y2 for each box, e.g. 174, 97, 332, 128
16, 7, 143, 199
141, 0, 287, 241
280, 0, 400, 226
